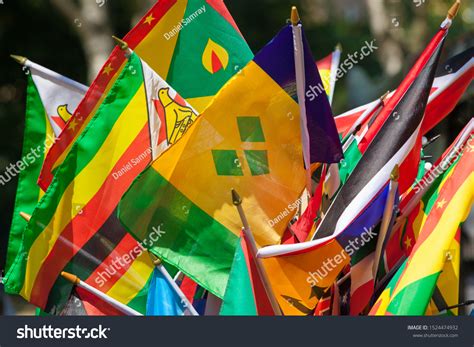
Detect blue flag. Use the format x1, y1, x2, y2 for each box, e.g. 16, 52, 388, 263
146, 268, 186, 316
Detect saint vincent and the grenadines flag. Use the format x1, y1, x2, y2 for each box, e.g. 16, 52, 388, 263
118, 23, 342, 299
3, 52, 196, 314
370, 138, 473, 315
6, 60, 87, 274
38, 0, 253, 190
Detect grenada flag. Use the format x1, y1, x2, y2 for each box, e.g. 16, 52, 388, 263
39, 0, 253, 190
5, 60, 87, 273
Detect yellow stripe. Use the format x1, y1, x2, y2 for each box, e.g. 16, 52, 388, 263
21, 84, 148, 299
371, 287, 392, 315
105, 252, 154, 305
390, 173, 474, 300
39, 110, 55, 199
134, 0, 187, 79
52, 61, 127, 172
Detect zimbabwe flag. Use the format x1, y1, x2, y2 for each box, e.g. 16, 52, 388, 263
370, 135, 473, 315
6, 61, 86, 273
39, 0, 253, 190
3, 52, 193, 314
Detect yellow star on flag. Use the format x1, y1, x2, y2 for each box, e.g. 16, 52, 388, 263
68, 118, 79, 132
436, 199, 447, 209
144, 14, 155, 25
404, 236, 412, 249
102, 63, 114, 76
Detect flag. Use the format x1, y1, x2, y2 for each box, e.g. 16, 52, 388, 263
146, 268, 187, 316
220, 231, 274, 316
370, 140, 473, 315
334, 46, 473, 140
257, 183, 391, 315
3, 52, 192, 314
310, 21, 448, 245
38, 0, 254, 190
5, 61, 86, 272
316, 47, 342, 104
379, 120, 473, 283
118, 23, 341, 299
60, 287, 123, 316
179, 275, 208, 314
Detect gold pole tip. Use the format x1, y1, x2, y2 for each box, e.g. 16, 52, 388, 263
335, 43, 343, 52
291, 6, 300, 25
447, 0, 461, 20
19, 212, 32, 222
148, 253, 162, 266
10, 54, 27, 65
112, 35, 129, 50
231, 189, 242, 206
61, 271, 80, 285
391, 165, 400, 181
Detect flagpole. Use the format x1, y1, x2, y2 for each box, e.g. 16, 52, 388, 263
291, 6, 312, 195
231, 189, 283, 315
112, 35, 133, 57
60, 271, 142, 316
10, 54, 89, 94
328, 44, 342, 105
149, 254, 200, 316
343, 90, 390, 143
372, 165, 399, 281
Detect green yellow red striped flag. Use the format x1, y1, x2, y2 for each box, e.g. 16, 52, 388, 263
5, 62, 86, 273
370, 134, 473, 315
39, 0, 253, 190
3, 52, 193, 314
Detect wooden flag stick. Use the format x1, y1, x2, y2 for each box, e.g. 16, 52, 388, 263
290, 6, 312, 195
61, 271, 142, 316
149, 254, 199, 316
231, 189, 283, 315
112, 35, 129, 50
372, 165, 399, 281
